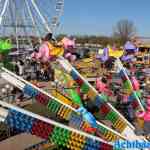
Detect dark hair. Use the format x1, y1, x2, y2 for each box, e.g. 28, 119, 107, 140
101, 77, 107, 84
125, 63, 130, 69
34, 48, 39, 52
19, 60, 24, 65
44, 33, 53, 41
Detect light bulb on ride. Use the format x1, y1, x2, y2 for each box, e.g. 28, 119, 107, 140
5, 84, 10, 89
10, 86, 14, 92
1, 88, 6, 94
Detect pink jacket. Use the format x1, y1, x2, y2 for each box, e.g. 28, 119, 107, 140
137, 110, 150, 121
62, 37, 75, 49
31, 42, 52, 62
96, 79, 106, 93
131, 76, 140, 91
96, 79, 112, 96
122, 95, 128, 103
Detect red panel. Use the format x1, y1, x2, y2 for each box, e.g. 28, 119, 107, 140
132, 100, 139, 109
35, 93, 49, 106
76, 78, 84, 86
31, 120, 54, 139
100, 143, 113, 150
99, 104, 110, 115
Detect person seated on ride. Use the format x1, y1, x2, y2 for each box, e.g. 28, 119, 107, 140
31, 33, 64, 62
31, 33, 53, 62
96, 77, 113, 96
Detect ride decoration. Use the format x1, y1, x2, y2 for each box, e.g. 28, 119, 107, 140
61, 37, 75, 50
1, 65, 130, 143
22, 83, 119, 142
3, 104, 113, 150
98, 38, 141, 63
98, 46, 124, 62
0, 39, 12, 54
62, 37, 77, 62
31, 41, 64, 62
116, 59, 144, 113
0, 66, 122, 142
22, 81, 121, 142
124, 41, 138, 53
58, 58, 129, 133
121, 40, 139, 62
76, 107, 97, 128
55, 68, 83, 106
109, 48, 124, 58
0, 39, 14, 70
31, 36, 76, 62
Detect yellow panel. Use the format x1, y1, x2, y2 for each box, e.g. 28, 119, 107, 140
51, 90, 73, 106
109, 48, 124, 58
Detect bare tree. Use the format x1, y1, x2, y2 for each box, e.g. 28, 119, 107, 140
113, 19, 136, 45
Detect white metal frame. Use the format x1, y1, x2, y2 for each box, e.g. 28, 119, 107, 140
0, 100, 112, 145
1, 67, 127, 140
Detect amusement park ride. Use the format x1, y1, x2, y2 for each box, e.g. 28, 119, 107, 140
0, 0, 149, 150
0, 0, 64, 52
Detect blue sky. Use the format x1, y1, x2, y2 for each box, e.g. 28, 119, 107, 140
58, 0, 150, 36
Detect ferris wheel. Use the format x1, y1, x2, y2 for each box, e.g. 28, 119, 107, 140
0, 0, 64, 51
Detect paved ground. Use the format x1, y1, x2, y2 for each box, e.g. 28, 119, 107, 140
0, 133, 44, 150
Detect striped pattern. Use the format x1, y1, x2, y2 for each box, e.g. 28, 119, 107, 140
70, 69, 128, 133
4, 108, 114, 150
119, 69, 142, 111
23, 85, 122, 142
55, 67, 130, 134
55, 69, 129, 132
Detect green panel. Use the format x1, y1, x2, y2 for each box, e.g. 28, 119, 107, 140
81, 83, 90, 93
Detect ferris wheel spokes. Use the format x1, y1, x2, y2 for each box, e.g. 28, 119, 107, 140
25, 0, 42, 44
0, 0, 9, 26
29, 0, 52, 33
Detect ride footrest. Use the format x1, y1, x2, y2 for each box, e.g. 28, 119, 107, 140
35, 93, 49, 106
31, 120, 54, 139
57, 105, 72, 120
105, 111, 118, 124
103, 130, 119, 142
81, 83, 90, 94
50, 126, 113, 149
5, 109, 35, 133
23, 85, 39, 97
50, 127, 71, 147
113, 118, 127, 133
47, 100, 61, 114
69, 113, 83, 129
